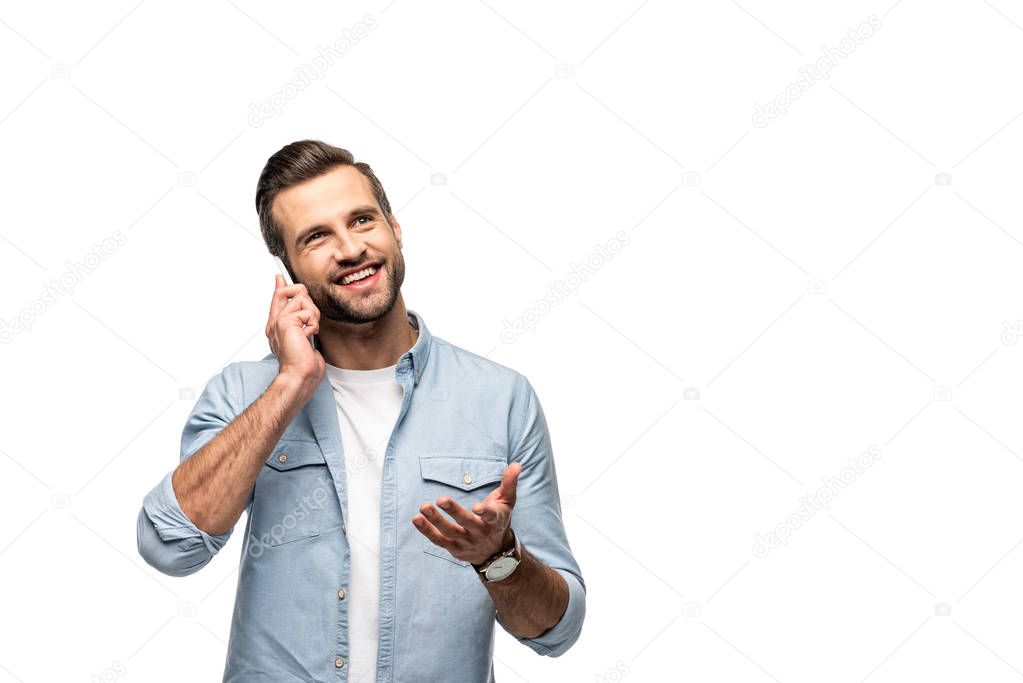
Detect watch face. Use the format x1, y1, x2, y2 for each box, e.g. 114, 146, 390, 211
486, 556, 519, 581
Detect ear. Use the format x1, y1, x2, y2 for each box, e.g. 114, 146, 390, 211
390, 216, 402, 248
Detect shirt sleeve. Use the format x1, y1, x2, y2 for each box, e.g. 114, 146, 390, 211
136, 363, 245, 577
497, 375, 586, 657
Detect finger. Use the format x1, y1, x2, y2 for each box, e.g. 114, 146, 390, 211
419, 503, 469, 542
281, 310, 319, 335
471, 500, 501, 524
278, 282, 309, 303
278, 295, 320, 330
280, 297, 313, 321
499, 462, 522, 507
269, 279, 286, 324
299, 309, 317, 327
279, 290, 312, 315
436, 496, 486, 531
411, 513, 457, 550
269, 281, 305, 320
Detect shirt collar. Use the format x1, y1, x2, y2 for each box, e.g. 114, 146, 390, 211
404, 308, 431, 386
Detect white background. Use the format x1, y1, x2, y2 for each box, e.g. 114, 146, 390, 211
2, 1, 1023, 681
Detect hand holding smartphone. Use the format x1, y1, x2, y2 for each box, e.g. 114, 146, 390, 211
272, 256, 318, 350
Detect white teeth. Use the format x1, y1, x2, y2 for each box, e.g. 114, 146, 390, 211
340, 265, 378, 285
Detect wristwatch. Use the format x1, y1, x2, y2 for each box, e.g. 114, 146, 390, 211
472, 528, 522, 582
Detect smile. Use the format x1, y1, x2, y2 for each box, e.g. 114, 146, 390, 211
335, 265, 381, 289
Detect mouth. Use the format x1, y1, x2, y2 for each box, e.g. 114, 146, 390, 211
334, 263, 382, 290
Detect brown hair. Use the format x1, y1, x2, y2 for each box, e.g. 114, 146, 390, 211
255, 140, 394, 266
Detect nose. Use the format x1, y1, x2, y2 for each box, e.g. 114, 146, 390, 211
331, 230, 367, 263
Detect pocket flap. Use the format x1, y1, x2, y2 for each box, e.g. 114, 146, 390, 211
419, 455, 506, 491
266, 440, 325, 471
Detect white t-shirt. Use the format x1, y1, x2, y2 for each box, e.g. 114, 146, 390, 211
323, 362, 404, 683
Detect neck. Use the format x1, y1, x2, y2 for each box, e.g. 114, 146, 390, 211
317, 300, 419, 370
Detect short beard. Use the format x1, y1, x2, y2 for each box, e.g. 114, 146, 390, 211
305, 252, 405, 325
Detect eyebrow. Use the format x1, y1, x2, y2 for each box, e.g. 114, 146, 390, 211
294, 205, 382, 247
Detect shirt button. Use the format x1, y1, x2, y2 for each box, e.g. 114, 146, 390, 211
337, 588, 346, 600
277, 453, 288, 464
335, 657, 345, 668
462, 473, 473, 485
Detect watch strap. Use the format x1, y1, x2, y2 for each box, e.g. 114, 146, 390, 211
472, 528, 519, 573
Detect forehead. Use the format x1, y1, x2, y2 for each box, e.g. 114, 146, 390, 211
272, 165, 377, 238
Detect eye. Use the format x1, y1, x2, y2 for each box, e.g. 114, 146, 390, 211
306, 231, 326, 242
354, 215, 372, 226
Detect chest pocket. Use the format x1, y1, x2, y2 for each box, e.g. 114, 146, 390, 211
418, 453, 507, 566
249, 440, 341, 549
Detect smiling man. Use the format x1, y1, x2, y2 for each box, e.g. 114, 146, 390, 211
136, 140, 585, 682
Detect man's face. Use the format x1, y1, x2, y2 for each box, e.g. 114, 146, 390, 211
273, 165, 405, 325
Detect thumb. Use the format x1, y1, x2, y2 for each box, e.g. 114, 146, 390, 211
500, 462, 521, 506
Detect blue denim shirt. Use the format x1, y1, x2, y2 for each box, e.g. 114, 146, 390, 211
136, 309, 585, 682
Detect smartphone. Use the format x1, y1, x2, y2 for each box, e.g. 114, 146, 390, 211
272, 255, 318, 350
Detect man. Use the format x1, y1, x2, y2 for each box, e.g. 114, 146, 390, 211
136, 140, 585, 682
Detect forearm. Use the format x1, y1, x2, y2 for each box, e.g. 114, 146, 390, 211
480, 540, 569, 639
172, 373, 314, 535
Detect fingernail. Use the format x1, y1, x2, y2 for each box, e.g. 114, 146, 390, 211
439, 501, 450, 509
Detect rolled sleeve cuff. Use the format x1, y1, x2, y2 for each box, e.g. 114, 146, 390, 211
142, 470, 231, 556
510, 567, 586, 657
